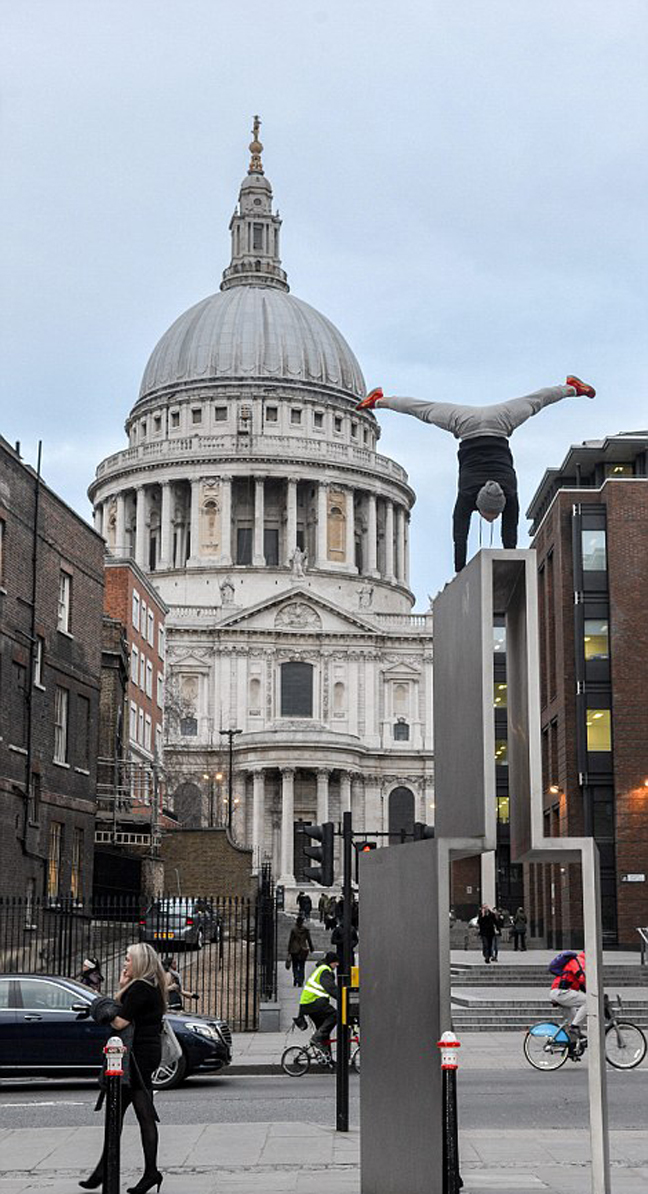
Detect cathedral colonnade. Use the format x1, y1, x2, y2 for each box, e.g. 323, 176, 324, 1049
93, 474, 411, 584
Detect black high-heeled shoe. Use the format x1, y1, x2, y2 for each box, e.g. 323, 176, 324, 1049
78, 1169, 103, 1190
126, 1172, 163, 1194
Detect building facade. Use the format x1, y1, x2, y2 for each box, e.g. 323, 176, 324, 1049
89, 124, 434, 891
0, 436, 104, 901
528, 430, 648, 947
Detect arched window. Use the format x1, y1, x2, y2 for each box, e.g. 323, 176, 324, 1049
393, 720, 410, 741
280, 662, 313, 718
388, 786, 415, 843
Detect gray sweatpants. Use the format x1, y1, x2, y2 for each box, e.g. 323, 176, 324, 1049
551, 988, 587, 1029
376, 385, 576, 441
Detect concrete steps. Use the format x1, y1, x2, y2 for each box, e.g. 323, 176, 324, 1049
451, 963, 648, 986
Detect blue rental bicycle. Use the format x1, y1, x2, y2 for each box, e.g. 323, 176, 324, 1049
524, 994, 646, 1072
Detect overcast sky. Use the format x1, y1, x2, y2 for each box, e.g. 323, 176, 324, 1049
2, 1, 647, 604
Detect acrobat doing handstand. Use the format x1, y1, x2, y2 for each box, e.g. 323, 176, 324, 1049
357, 377, 596, 572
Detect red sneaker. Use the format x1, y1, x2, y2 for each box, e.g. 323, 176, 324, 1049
566, 375, 596, 399
356, 387, 383, 411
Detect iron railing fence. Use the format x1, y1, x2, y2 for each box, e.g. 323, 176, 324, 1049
0, 889, 279, 1032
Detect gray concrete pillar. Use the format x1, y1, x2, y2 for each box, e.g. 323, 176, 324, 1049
253, 479, 266, 566
279, 767, 295, 884
159, 482, 173, 570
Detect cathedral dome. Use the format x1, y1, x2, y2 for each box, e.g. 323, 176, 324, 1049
138, 285, 366, 403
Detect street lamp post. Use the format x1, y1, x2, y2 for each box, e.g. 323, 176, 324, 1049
220, 728, 242, 829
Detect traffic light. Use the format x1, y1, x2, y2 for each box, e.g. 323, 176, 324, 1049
354, 840, 376, 882
303, 821, 335, 885
413, 822, 435, 841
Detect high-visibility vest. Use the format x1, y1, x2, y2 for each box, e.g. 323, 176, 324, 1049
300, 963, 332, 1006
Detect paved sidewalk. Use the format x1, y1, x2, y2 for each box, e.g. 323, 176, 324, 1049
1, 1122, 648, 1192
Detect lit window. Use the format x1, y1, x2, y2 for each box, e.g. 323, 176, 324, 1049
132, 590, 140, 627
146, 660, 153, 698
582, 529, 607, 572
148, 609, 155, 646
497, 796, 510, 824
53, 687, 69, 763
70, 828, 83, 900
584, 619, 609, 661
131, 645, 139, 684
495, 739, 508, 766
494, 682, 507, 708
57, 572, 71, 633
586, 709, 612, 752
47, 822, 62, 898
604, 462, 633, 477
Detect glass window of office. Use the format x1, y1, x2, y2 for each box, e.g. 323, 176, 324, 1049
604, 462, 633, 478
495, 739, 508, 766
494, 682, 507, 708
493, 624, 506, 653
582, 529, 607, 572
497, 795, 510, 823
586, 709, 612, 752
584, 619, 609, 661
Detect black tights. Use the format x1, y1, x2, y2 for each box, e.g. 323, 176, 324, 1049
88, 1084, 158, 1182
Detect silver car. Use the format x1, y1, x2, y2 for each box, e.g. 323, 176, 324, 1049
139, 898, 221, 950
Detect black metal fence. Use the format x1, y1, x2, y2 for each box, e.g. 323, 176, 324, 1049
0, 886, 278, 1032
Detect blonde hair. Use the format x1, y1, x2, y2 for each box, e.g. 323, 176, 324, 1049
118, 942, 168, 1006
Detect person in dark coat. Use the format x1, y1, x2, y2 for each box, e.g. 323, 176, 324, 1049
80, 942, 167, 1194
476, 904, 499, 964
287, 915, 314, 987
512, 906, 528, 951
297, 891, 312, 920
357, 378, 595, 572
330, 922, 359, 967
79, 956, 104, 992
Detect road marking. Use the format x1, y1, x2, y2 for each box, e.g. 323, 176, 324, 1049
0, 1100, 85, 1107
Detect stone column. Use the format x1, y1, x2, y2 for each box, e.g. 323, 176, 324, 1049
366, 493, 378, 576
158, 482, 173, 570
220, 477, 233, 566
93, 502, 104, 537
340, 770, 352, 815
279, 767, 295, 885
316, 481, 328, 567
188, 479, 202, 565
285, 479, 297, 565
396, 505, 406, 582
345, 488, 356, 571
316, 768, 331, 823
115, 493, 126, 558
252, 769, 266, 872
384, 500, 395, 582
135, 487, 147, 569
404, 513, 411, 587
351, 774, 364, 827
253, 478, 265, 566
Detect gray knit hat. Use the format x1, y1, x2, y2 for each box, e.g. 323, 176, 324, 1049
476, 481, 506, 517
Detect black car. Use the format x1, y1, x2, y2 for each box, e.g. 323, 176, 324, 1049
0, 974, 232, 1090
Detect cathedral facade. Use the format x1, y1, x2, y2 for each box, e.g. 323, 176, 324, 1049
89, 124, 433, 890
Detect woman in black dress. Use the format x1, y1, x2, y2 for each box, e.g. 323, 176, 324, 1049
80, 942, 166, 1194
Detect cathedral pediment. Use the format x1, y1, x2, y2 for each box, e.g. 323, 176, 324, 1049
216, 588, 379, 635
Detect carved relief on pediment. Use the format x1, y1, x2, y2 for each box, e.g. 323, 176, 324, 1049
274, 602, 322, 630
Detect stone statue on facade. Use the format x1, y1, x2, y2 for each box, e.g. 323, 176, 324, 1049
291, 546, 307, 577
358, 584, 374, 610
219, 575, 235, 606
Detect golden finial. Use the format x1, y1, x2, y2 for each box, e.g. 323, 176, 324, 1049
249, 115, 264, 174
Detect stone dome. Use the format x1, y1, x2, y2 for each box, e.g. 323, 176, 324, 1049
138, 285, 366, 404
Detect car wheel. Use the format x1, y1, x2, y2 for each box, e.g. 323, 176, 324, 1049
152, 1050, 188, 1090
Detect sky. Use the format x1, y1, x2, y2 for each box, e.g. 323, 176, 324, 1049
2, 0, 648, 605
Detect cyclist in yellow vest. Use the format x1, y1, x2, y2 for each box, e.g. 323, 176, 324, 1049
299, 951, 339, 1058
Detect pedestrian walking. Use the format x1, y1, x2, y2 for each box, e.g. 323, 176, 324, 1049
296, 891, 312, 921
357, 378, 595, 571
80, 942, 166, 1194
161, 956, 198, 1011
512, 906, 528, 951
490, 907, 504, 961
476, 904, 499, 964
324, 895, 337, 930
330, 922, 359, 967
318, 892, 328, 923
287, 915, 314, 987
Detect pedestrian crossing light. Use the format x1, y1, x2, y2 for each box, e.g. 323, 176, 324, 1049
303, 821, 335, 886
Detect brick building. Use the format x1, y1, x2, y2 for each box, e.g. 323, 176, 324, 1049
0, 436, 104, 900
528, 430, 648, 948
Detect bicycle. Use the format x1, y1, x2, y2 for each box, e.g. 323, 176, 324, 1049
524, 994, 647, 1072
281, 1020, 361, 1077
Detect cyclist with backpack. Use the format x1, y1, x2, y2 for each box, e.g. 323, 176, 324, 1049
549, 950, 587, 1053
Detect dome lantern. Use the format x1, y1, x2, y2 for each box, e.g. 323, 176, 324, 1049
220, 116, 289, 293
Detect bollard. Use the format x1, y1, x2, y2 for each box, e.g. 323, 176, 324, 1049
437, 1030, 463, 1193
103, 1035, 126, 1194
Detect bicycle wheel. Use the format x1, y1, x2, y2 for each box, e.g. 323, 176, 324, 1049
351, 1046, 360, 1074
605, 1021, 647, 1070
281, 1046, 311, 1076
524, 1023, 569, 1071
